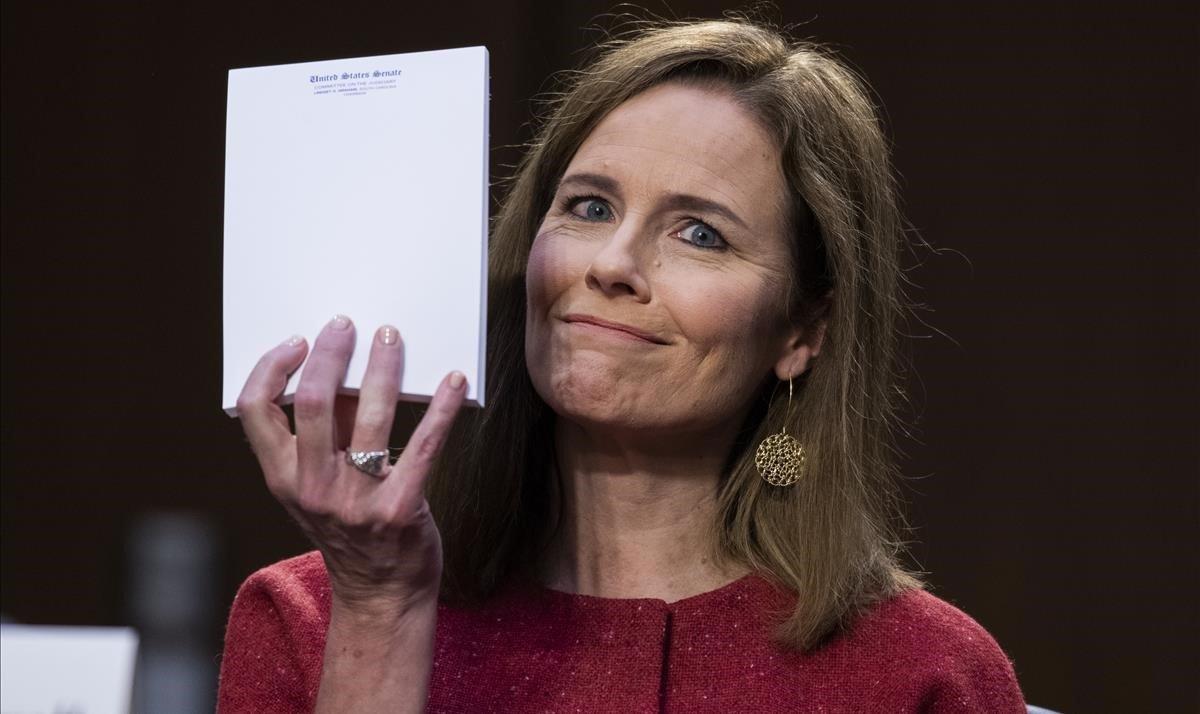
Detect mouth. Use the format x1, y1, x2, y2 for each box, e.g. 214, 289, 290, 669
560, 314, 670, 345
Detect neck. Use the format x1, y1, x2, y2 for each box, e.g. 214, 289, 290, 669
539, 418, 748, 602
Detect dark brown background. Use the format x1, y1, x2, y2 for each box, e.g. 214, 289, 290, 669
3, 1, 1196, 711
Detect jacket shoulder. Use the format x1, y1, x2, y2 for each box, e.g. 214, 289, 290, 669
217, 551, 330, 712
236, 550, 331, 611
842, 587, 1025, 711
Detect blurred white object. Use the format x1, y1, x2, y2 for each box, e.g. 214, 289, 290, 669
0, 624, 138, 714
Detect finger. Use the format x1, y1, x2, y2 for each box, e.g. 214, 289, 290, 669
348, 325, 404, 456
387, 371, 467, 501
294, 315, 356, 466
236, 335, 308, 468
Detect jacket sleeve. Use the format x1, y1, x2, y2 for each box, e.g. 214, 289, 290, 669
217, 552, 331, 714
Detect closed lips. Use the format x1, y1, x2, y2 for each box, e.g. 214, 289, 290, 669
561, 314, 670, 344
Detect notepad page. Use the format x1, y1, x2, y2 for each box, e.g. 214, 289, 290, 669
223, 46, 488, 414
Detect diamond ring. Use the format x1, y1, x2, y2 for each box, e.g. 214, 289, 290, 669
345, 450, 390, 478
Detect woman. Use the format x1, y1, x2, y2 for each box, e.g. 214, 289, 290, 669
219, 18, 1026, 713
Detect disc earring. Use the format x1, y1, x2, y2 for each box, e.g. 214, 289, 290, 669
755, 377, 806, 487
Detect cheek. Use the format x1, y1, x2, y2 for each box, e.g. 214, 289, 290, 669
525, 232, 551, 312
664, 276, 784, 422
526, 229, 581, 315
526, 229, 589, 386
660, 270, 781, 357
525, 230, 593, 412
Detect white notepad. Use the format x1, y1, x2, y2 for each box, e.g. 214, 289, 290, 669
223, 47, 489, 414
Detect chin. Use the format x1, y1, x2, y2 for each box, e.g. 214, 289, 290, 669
532, 359, 645, 429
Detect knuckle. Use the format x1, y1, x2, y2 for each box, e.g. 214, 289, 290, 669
336, 503, 366, 528
296, 490, 331, 517
292, 389, 327, 420
410, 431, 444, 464
382, 505, 413, 529
236, 391, 265, 415
380, 500, 407, 524
362, 506, 393, 530
385, 500, 429, 531
355, 406, 391, 436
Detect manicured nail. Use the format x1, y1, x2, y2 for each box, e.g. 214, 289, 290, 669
330, 314, 351, 330
284, 334, 305, 347
379, 326, 398, 345
449, 371, 465, 389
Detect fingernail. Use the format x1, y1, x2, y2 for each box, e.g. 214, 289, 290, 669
284, 334, 305, 347
378, 325, 398, 345
330, 314, 351, 331
449, 371, 465, 389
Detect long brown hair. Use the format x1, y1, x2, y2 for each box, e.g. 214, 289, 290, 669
427, 17, 924, 651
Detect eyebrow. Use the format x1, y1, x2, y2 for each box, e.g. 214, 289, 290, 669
556, 172, 749, 230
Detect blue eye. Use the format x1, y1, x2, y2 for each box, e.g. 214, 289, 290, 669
569, 198, 613, 222
679, 222, 726, 250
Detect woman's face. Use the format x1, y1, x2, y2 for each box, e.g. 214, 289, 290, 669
525, 82, 812, 436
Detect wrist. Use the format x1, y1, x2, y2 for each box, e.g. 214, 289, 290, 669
330, 585, 439, 625
318, 589, 437, 713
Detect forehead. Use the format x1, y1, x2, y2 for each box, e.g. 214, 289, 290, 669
567, 82, 788, 228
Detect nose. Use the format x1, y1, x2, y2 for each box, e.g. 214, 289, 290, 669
584, 220, 651, 301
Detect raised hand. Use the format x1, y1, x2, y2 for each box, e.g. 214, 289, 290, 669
236, 315, 467, 614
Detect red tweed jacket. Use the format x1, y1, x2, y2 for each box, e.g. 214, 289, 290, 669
217, 551, 1025, 712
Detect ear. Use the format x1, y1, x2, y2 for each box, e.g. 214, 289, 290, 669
773, 319, 826, 381
772, 292, 832, 381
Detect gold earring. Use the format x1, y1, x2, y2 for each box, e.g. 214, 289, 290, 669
755, 377, 806, 487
